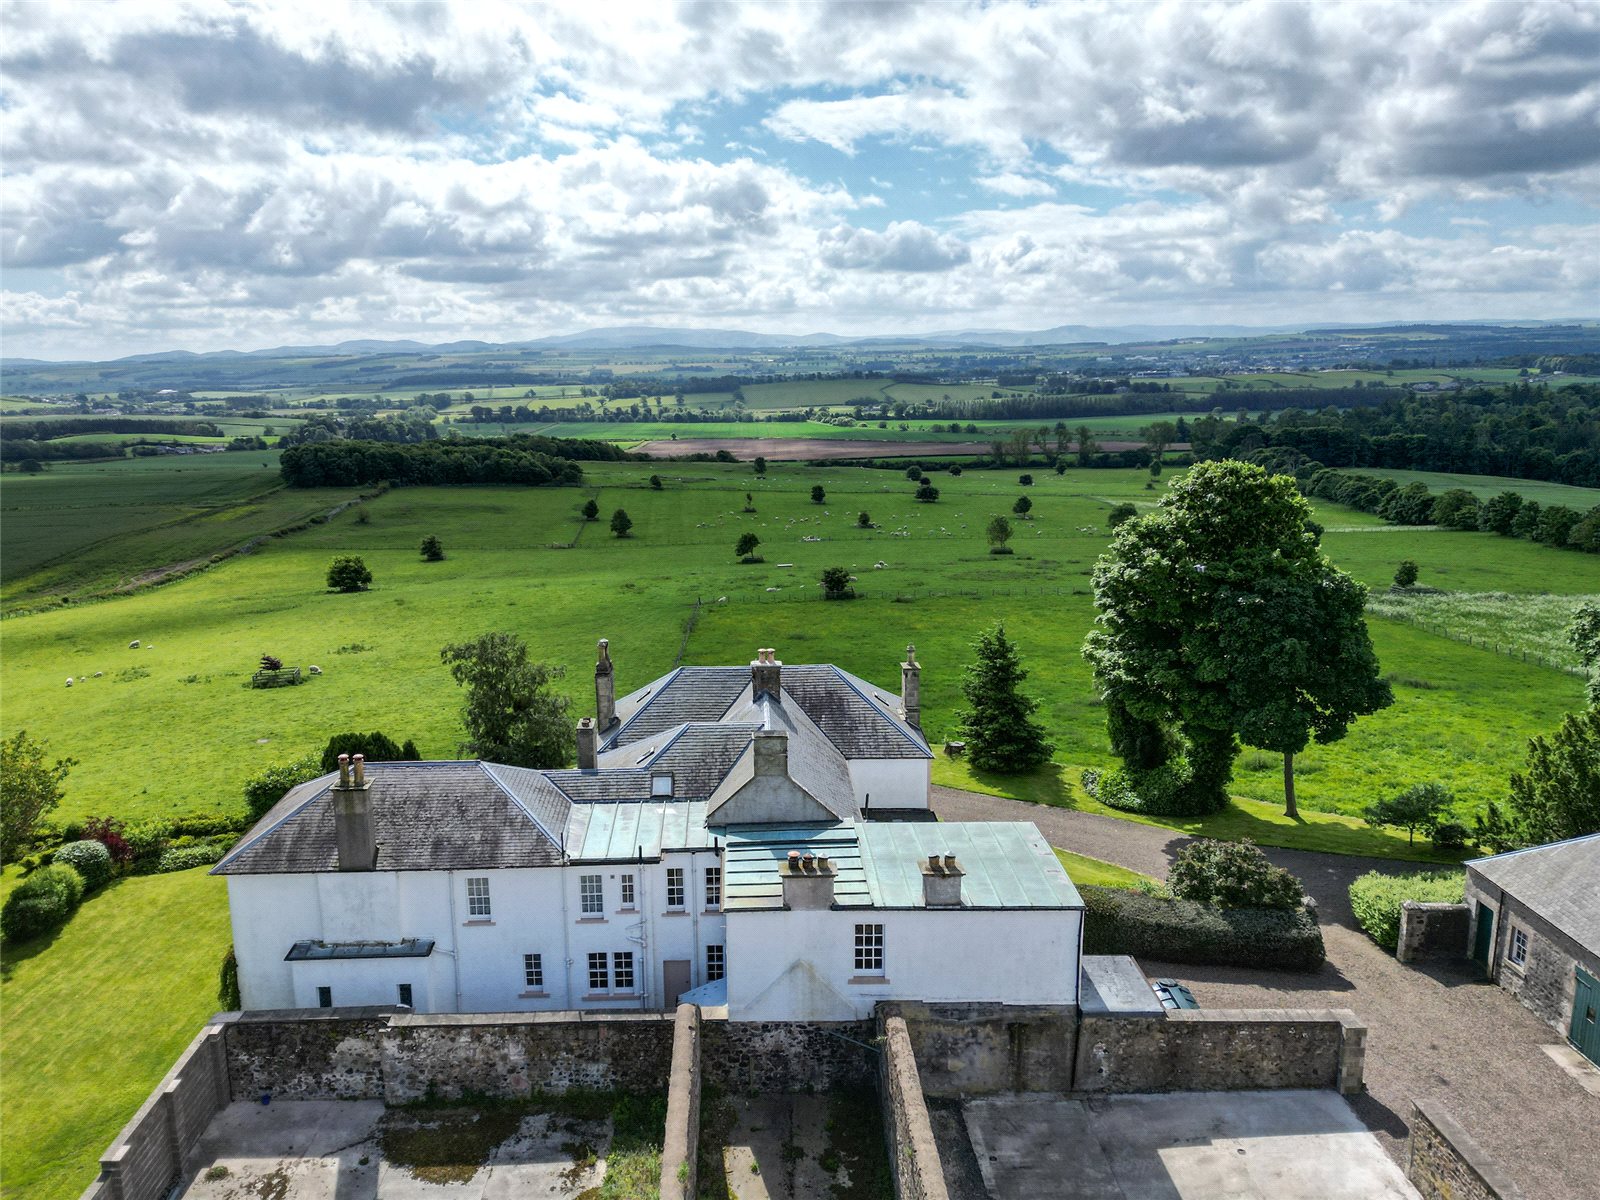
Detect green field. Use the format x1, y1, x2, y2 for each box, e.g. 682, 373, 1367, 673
1, 453, 354, 608
2, 460, 1587, 826
1367, 590, 1597, 670
1348, 468, 1600, 509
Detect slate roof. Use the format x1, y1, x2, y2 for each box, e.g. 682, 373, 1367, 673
709, 694, 860, 822
1467, 832, 1600, 955
214, 762, 565, 875
604, 664, 931, 761
595, 722, 763, 798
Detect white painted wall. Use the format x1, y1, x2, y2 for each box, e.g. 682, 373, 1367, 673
226, 850, 730, 1015
724, 907, 1081, 1021
847, 758, 931, 811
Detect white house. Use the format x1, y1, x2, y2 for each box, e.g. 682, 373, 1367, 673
215, 642, 1084, 1021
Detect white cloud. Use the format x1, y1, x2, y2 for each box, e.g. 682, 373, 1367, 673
1, 1, 1596, 356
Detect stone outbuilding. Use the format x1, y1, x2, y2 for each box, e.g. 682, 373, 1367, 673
1464, 832, 1600, 1067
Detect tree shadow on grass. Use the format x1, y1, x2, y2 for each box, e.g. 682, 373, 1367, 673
0, 873, 131, 981
958, 759, 1081, 809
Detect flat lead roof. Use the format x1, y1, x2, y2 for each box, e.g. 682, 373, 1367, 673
285, 938, 435, 961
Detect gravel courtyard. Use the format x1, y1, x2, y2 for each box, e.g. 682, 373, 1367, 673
932, 787, 1600, 1200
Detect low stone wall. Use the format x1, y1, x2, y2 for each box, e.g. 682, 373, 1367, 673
659, 1005, 702, 1200
1406, 1100, 1525, 1200
1397, 901, 1471, 964
225, 1007, 679, 1102
878, 1014, 950, 1200
82, 1020, 232, 1200
701, 1018, 877, 1093
883, 1002, 1078, 1097
1074, 1009, 1365, 1095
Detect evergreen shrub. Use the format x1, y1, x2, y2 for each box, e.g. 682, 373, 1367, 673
1, 863, 86, 942
52, 839, 112, 892
1079, 884, 1325, 972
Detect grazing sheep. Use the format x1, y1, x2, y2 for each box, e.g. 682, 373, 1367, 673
308, 665, 323, 675
93, 671, 103, 677
66, 678, 73, 687
128, 639, 140, 649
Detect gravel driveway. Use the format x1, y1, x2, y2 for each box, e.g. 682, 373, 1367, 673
932, 786, 1600, 1200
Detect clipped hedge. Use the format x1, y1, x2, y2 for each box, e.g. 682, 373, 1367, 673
1348, 870, 1465, 952
52, 839, 113, 892
156, 842, 230, 873
1079, 883, 1326, 973
1, 863, 85, 942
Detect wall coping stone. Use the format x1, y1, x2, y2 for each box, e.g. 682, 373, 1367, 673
1409, 1099, 1525, 1200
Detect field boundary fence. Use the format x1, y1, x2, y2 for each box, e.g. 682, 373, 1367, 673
1373, 610, 1585, 677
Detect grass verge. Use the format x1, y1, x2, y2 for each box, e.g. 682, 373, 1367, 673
1053, 849, 1157, 890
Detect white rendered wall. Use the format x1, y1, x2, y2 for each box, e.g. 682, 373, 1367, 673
848, 758, 932, 811
724, 907, 1081, 1021
227, 852, 730, 1015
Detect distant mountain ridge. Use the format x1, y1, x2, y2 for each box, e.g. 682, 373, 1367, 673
13, 318, 1589, 366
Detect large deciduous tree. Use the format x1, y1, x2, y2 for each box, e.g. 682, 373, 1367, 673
440, 633, 573, 768
1507, 709, 1600, 845
955, 623, 1053, 774
1084, 460, 1392, 817
0, 731, 76, 862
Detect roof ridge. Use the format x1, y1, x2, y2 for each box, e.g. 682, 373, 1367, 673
824, 664, 929, 754
1466, 829, 1600, 866
478, 762, 567, 850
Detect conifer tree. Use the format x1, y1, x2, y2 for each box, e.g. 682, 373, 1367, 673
955, 624, 1053, 773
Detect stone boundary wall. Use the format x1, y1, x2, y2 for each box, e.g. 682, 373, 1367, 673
659, 1005, 702, 1200
79, 1021, 231, 1200
1397, 902, 1471, 964
882, 1002, 1078, 1097
701, 1017, 878, 1093
1074, 1009, 1366, 1095
1406, 1100, 1525, 1200
877, 1014, 950, 1200
224, 1007, 680, 1102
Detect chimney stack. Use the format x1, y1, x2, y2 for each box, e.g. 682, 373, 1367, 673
576, 717, 597, 770
921, 851, 964, 908
751, 647, 782, 697
595, 639, 616, 729
781, 847, 836, 910
752, 729, 788, 778
900, 643, 921, 728
331, 752, 376, 872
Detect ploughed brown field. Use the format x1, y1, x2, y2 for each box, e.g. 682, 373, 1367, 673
635, 438, 1157, 461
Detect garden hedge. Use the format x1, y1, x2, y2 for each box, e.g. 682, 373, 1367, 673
1079, 883, 1326, 972
156, 843, 230, 873
51, 839, 112, 892
1348, 870, 1465, 952
1, 863, 85, 942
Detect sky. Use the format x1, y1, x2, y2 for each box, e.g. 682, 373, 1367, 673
2, 0, 1598, 360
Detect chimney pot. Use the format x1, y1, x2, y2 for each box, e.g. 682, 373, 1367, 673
943, 853, 958, 871
927, 853, 941, 873
751, 648, 783, 696
351, 754, 365, 786
337, 754, 351, 787
787, 850, 801, 868
901, 644, 922, 728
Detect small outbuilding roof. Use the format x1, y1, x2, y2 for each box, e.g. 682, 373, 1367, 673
1467, 832, 1600, 955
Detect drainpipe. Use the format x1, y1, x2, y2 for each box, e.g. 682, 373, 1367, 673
445, 871, 463, 1012
560, 851, 573, 1009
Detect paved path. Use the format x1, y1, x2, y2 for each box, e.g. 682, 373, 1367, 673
931, 787, 1600, 1200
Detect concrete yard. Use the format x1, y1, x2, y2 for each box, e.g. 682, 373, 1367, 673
960, 1089, 1420, 1200
176, 1099, 610, 1199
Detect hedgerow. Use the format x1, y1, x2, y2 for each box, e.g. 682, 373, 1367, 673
156, 843, 230, 873
1079, 884, 1326, 972
1348, 870, 1465, 952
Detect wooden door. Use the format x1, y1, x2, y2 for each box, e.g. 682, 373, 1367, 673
663, 959, 691, 1008
1572, 968, 1600, 1067
1472, 901, 1495, 969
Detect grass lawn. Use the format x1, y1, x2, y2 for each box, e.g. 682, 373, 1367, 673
1054, 849, 1156, 890
0, 867, 233, 1200
1344, 468, 1600, 510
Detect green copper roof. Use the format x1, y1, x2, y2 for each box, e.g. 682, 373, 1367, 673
719, 820, 1082, 911
567, 800, 717, 861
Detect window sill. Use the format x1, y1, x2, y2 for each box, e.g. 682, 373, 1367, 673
576, 917, 607, 924
1504, 959, 1527, 976
462, 919, 494, 927
703, 909, 722, 916
848, 975, 889, 986
518, 990, 549, 999
582, 993, 640, 1002
660, 910, 688, 917
617, 907, 637, 915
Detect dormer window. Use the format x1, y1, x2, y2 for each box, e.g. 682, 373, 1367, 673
651, 773, 673, 798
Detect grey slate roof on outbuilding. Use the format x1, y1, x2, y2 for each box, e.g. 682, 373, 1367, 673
214, 762, 564, 875
1467, 832, 1600, 955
